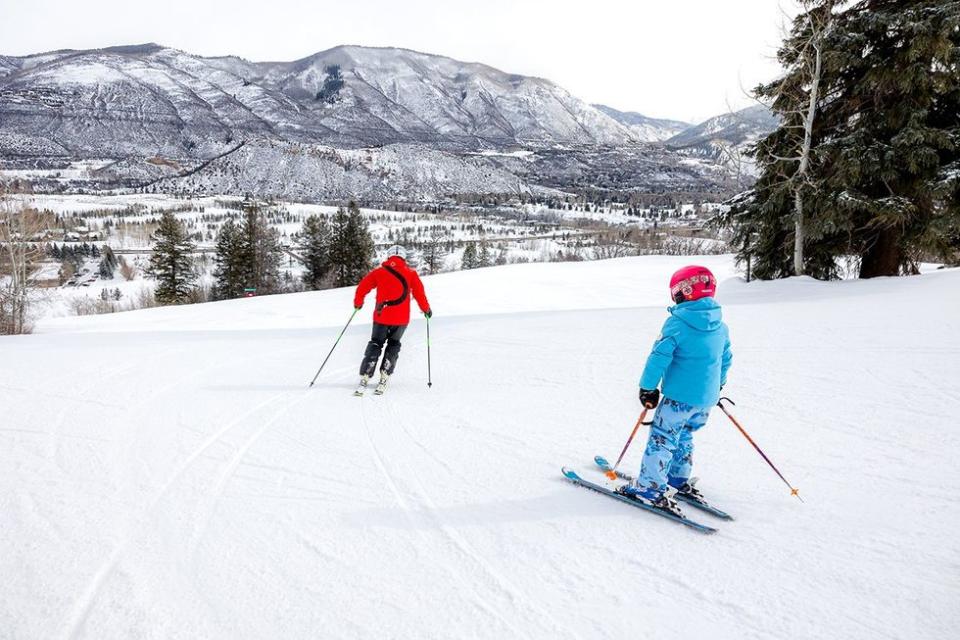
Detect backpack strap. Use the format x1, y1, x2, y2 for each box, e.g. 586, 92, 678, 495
376, 263, 410, 317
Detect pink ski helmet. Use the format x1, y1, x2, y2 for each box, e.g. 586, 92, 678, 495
669, 265, 717, 304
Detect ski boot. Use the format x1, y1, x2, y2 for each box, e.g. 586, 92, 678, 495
373, 372, 390, 395
353, 375, 370, 397
670, 476, 705, 504
616, 484, 684, 517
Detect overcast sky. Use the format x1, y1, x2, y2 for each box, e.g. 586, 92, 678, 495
1, 0, 799, 123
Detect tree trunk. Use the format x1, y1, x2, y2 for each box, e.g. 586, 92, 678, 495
793, 36, 823, 276
793, 189, 805, 276
859, 227, 903, 278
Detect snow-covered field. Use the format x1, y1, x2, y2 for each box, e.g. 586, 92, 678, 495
11, 191, 726, 323
2, 255, 957, 639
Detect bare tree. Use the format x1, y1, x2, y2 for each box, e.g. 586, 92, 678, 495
791, 10, 826, 275
118, 255, 138, 281
422, 228, 450, 274
715, 140, 748, 192
593, 229, 639, 260
758, 1, 835, 275
0, 185, 50, 334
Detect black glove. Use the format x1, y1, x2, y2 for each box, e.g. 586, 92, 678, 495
639, 388, 660, 409
424, 310, 433, 319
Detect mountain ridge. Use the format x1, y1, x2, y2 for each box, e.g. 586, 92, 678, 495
592, 104, 691, 142
0, 42, 640, 156
0, 43, 776, 200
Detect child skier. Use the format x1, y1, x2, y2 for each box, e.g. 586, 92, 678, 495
617, 265, 732, 515
353, 245, 432, 395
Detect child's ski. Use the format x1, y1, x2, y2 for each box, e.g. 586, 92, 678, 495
593, 455, 733, 520
562, 467, 717, 534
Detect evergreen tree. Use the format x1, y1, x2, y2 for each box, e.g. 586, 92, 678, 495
148, 212, 196, 304
817, 0, 960, 276
212, 219, 246, 300
237, 204, 283, 295
344, 201, 375, 282
478, 236, 491, 268
98, 246, 118, 279
721, 0, 960, 279
299, 214, 331, 290
328, 202, 374, 287
461, 243, 479, 270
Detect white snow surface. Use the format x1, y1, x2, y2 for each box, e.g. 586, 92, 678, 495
2, 255, 958, 639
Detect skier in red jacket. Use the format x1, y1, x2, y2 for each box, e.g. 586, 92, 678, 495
353, 245, 432, 395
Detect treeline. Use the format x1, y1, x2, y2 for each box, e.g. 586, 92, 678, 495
48, 242, 101, 261
148, 201, 375, 305
47, 242, 124, 283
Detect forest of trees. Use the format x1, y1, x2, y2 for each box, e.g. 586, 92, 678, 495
142, 200, 379, 306
212, 200, 375, 300
720, 0, 959, 279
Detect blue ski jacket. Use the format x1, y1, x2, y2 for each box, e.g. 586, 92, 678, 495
639, 297, 732, 408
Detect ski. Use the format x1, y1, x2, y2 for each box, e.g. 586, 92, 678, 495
562, 467, 717, 534
593, 455, 733, 520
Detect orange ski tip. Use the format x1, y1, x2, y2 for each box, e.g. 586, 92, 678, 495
604, 471, 617, 480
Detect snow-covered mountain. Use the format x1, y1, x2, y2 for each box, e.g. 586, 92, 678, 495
592, 104, 690, 142
149, 140, 556, 202
0, 43, 762, 200
665, 104, 778, 155
0, 43, 638, 161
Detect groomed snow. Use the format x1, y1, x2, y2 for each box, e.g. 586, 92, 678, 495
2, 256, 958, 639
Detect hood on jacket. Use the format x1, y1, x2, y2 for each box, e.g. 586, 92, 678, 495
669, 297, 723, 332
383, 256, 408, 270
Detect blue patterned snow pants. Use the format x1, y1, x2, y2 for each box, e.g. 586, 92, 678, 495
636, 397, 712, 496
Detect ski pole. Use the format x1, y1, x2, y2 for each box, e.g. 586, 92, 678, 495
718, 397, 802, 502
426, 315, 432, 388
605, 408, 650, 480
308, 308, 359, 388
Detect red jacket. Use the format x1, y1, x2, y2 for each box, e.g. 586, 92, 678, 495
354, 257, 431, 326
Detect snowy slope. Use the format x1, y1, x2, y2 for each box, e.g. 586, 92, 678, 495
3, 256, 958, 639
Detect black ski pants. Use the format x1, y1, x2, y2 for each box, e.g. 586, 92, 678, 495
360, 322, 407, 377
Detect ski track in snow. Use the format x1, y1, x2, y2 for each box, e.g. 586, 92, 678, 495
3, 256, 959, 639
364, 395, 575, 639
62, 388, 290, 639
57, 339, 334, 639
357, 398, 531, 638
